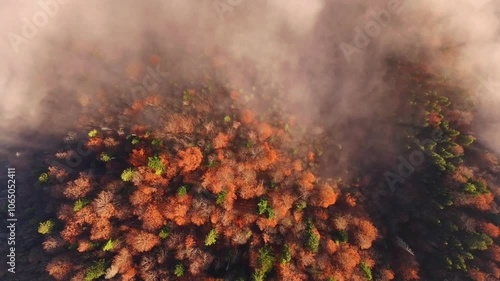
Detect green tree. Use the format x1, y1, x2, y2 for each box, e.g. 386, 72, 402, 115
84, 259, 106, 281
205, 229, 217, 246
38, 219, 55, 235
174, 263, 184, 277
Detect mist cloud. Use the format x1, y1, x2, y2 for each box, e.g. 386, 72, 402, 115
1, 0, 500, 158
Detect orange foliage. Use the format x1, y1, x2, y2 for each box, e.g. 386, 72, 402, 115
479, 222, 499, 238
149, 54, 161, 65
129, 148, 149, 167
334, 245, 361, 275
77, 240, 93, 252
292, 160, 303, 172
355, 219, 378, 249
90, 219, 112, 240
471, 193, 494, 211
46, 256, 73, 280
74, 206, 96, 225
270, 192, 295, 219
380, 268, 395, 280
177, 147, 203, 174
298, 171, 316, 192
122, 268, 137, 281
469, 269, 487, 281
240, 109, 254, 124
64, 175, 92, 200
86, 137, 104, 151
256, 122, 273, 141
103, 137, 119, 147
125, 100, 145, 115
310, 183, 338, 208
308, 152, 315, 162
185, 235, 196, 248
113, 248, 133, 274
426, 112, 442, 126
129, 189, 152, 206
397, 257, 420, 281
144, 95, 160, 106
488, 244, 500, 262
142, 204, 165, 231
256, 217, 278, 230
48, 166, 69, 182
126, 229, 160, 252
345, 193, 357, 207
450, 144, 464, 156
165, 114, 195, 134
162, 195, 192, 226
213, 132, 230, 149
325, 239, 338, 255
60, 221, 83, 243
230, 90, 240, 100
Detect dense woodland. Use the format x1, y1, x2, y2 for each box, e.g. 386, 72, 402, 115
4, 44, 497, 281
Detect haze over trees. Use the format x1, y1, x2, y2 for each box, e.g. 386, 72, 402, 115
30, 47, 499, 281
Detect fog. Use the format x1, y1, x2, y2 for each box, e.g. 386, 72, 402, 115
1, 0, 500, 161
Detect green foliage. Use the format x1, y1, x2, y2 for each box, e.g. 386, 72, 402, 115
280, 244, 292, 265
462, 180, 489, 196
306, 230, 320, 253
333, 230, 349, 244
38, 172, 49, 183
74, 198, 91, 212
266, 208, 275, 219
88, 129, 98, 138
174, 263, 184, 277
148, 156, 165, 175
305, 219, 320, 253
205, 229, 217, 246
208, 159, 218, 167
295, 200, 307, 211
151, 139, 162, 146
38, 219, 55, 235
438, 147, 454, 159
84, 259, 106, 281
183, 90, 192, 101
253, 246, 275, 281
131, 137, 140, 145
465, 232, 493, 251
246, 140, 254, 148
121, 168, 135, 182
360, 262, 373, 280
100, 153, 112, 162
257, 198, 269, 215
224, 115, 231, 123
431, 152, 447, 172
177, 185, 188, 196
159, 226, 171, 239
102, 239, 115, 251
457, 135, 475, 146
216, 190, 228, 205
257, 198, 275, 219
